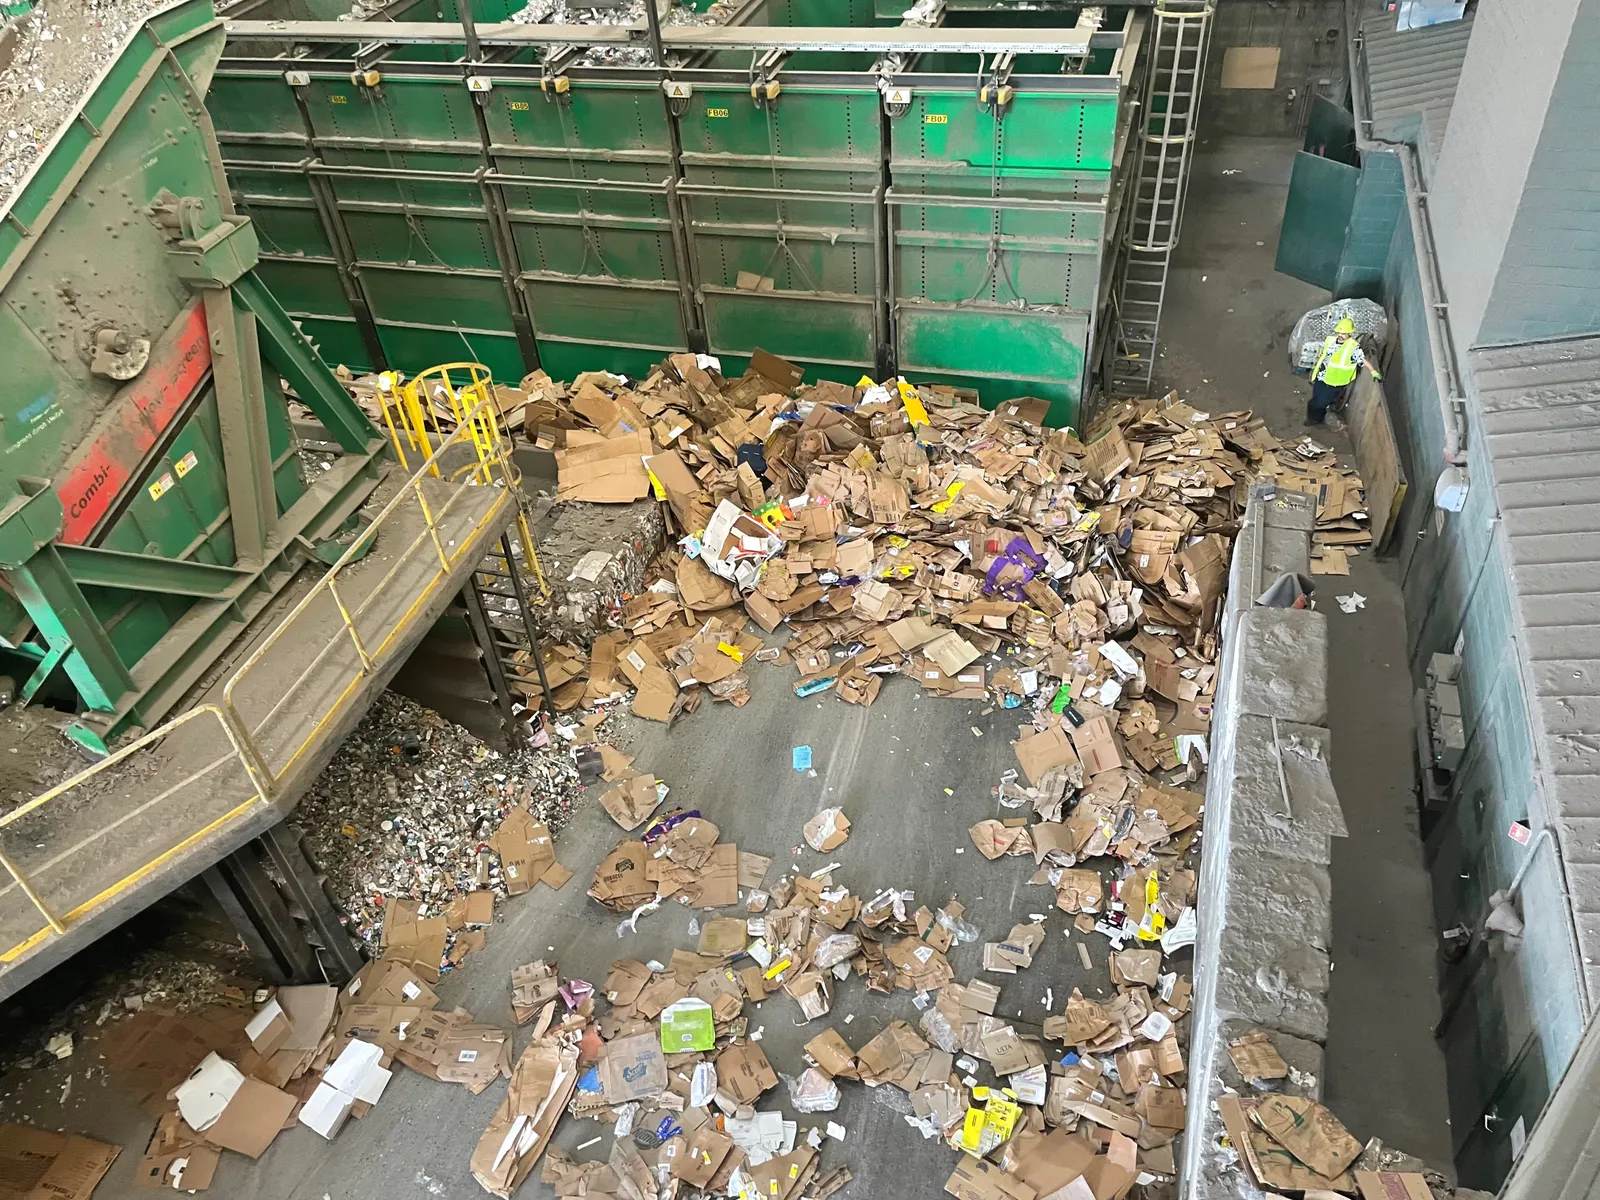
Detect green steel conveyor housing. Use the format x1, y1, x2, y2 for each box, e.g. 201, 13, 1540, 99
214, 1, 1150, 428
0, 0, 387, 745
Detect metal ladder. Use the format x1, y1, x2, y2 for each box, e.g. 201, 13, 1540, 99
462, 532, 554, 735
1110, 0, 1214, 396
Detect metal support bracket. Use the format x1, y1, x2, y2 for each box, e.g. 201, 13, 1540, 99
260, 824, 365, 984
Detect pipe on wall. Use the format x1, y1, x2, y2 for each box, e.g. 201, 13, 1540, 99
1344, 3, 1468, 469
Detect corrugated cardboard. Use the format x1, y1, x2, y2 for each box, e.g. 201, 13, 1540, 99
1013, 725, 1080, 786
804, 1028, 857, 1079
599, 772, 662, 830
1252, 1095, 1362, 1179
346, 960, 439, 1010
202, 1077, 298, 1158
0, 1125, 121, 1200
717, 1041, 778, 1105
470, 1035, 582, 1198
600, 1032, 667, 1103
136, 1113, 218, 1192
945, 1157, 1038, 1200
490, 808, 557, 895
670, 1125, 735, 1187
1011, 1129, 1096, 1199
555, 428, 652, 503
1068, 716, 1124, 776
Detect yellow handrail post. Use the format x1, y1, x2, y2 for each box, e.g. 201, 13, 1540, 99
0, 848, 67, 935
411, 476, 453, 572
327, 580, 377, 675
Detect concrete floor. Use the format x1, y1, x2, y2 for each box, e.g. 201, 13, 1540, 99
0, 135, 1456, 1196
0, 653, 1101, 1199
1162, 136, 1454, 1169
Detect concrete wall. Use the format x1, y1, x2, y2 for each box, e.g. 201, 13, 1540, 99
1429, 0, 1581, 348
1477, 0, 1600, 344
1182, 489, 1346, 1200
1202, 0, 1347, 138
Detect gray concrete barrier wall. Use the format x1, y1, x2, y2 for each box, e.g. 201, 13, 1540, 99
1181, 488, 1348, 1200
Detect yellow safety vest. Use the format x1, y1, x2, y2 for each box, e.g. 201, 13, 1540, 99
1313, 335, 1360, 386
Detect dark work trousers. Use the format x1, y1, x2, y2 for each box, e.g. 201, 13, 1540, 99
1306, 377, 1349, 425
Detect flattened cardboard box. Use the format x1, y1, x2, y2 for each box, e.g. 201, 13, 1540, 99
600, 1031, 667, 1103
555, 428, 652, 503
136, 1113, 219, 1192
717, 1041, 778, 1105
945, 1156, 1038, 1200
470, 1037, 583, 1198
0, 1124, 121, 1200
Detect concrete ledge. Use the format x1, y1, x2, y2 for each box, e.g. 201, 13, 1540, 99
1182, 490, 1346, 1200
1233, 608, 1329, 725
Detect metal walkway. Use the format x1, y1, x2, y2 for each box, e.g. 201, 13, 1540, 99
0, 410, 521, 1000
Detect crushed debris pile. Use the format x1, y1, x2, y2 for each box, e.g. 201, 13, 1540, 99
0, 0, 170, 210
297, 692, 583, 968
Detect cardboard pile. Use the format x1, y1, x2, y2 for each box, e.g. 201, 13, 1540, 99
1216, 1092, 1366, 1192
589, 809, 739, 913
0, 1125, 120, 1200
1249, 431, 1374, 575
514, 357, 1364, 738
108, 955, 531, 1192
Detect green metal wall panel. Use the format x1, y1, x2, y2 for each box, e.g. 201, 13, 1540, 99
680, 84, 882, 371
209, 34, 1127, 425
887, 85, 1116, 423
487, 80, 685, 363
1275, 150, 1360, 291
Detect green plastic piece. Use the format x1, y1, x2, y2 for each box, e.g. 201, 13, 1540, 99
659, 998, 716, 1053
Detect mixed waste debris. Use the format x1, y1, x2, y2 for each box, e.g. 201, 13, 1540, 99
296, 692, 585, 966
1, 350, 1423, 1200
0, 0, 173, 210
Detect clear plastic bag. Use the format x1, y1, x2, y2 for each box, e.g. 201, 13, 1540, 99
783, 1066, 841, 1113
919, 1006, 959, 1053
812, 933, 861, 970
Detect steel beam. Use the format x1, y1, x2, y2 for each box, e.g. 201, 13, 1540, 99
8, 545, 137, 713
234, 271, 381, 454
203, 289, 277, 567
203, 852, 318, 985
54, 544, 251, 598
459, 580, 518, 736
225, 19, 1108, 54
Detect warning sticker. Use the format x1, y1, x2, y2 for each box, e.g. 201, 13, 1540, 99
148, 473, 174, 501
174, 450, 199, 478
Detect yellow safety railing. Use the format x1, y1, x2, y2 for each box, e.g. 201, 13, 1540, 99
0, 397, 527, 964
0, 704, 272, 962
222, 395, 525, 778
376, 362, 549, 601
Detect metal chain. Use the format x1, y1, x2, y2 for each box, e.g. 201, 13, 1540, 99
554, 93, 621, 280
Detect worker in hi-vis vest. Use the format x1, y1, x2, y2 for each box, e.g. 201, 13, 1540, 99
1306, 317, 1380, 426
